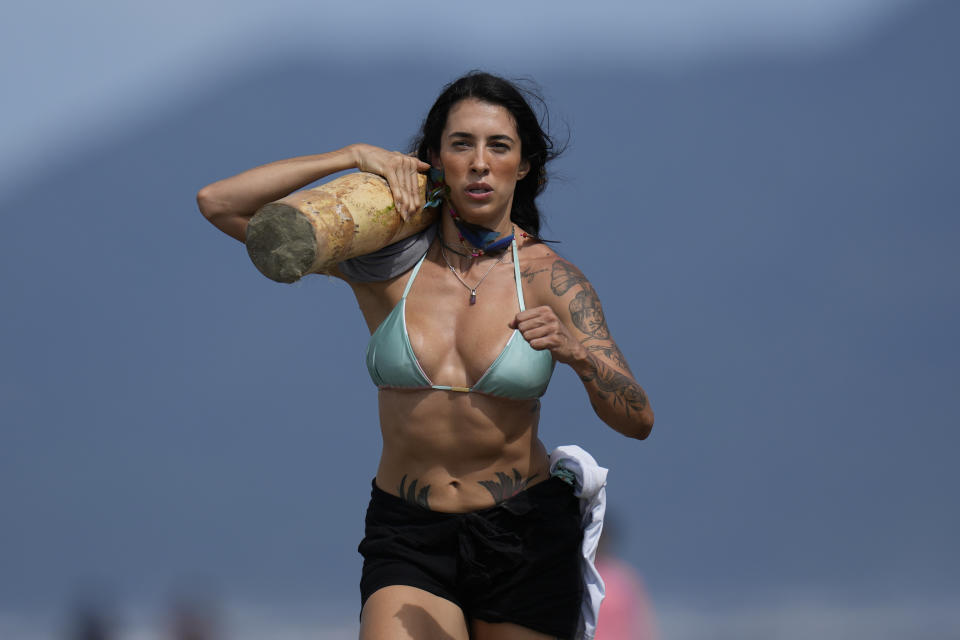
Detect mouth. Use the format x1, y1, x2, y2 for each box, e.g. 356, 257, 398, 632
465, 183, 493, 198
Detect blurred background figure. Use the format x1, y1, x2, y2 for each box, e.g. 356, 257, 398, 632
66, 601, 115, 640
595, 516, 658, 640
167, 595, 220, 640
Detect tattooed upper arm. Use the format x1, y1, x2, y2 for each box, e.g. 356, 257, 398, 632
545, 258, 637, 371
520, 253, 633, 371
550, 259, 616, 339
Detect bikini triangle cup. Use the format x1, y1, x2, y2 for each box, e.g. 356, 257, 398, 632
365, 238, 555, 399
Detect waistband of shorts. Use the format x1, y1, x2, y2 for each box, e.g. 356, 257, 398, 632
369, 474, 573, 519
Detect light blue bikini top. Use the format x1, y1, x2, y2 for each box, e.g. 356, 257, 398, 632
365, 239, 555, 399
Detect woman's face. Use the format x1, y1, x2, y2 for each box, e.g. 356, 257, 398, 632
434, 98, 529, 228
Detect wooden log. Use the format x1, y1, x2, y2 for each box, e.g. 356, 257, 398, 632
245, 172, 437, 283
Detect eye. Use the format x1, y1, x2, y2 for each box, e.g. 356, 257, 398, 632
451, 139, 471, 149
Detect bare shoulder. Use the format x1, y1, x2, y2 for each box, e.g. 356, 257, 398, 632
515, 240, 592, 303
515, 239, 558, 281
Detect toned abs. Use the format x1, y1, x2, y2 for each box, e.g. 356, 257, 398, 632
376, 389, 549, 512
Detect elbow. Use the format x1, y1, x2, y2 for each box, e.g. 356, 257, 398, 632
196, 185, 223, 221
196, 185, 247, 242
630, 408, 655, 441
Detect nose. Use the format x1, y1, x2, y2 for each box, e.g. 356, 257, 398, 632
469, 147, 490, 175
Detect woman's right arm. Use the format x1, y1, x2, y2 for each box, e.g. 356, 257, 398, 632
196, 144, 430, 242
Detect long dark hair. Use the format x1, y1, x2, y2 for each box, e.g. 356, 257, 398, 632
410, 71, 563, 237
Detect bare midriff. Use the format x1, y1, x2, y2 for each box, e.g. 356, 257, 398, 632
375, 388, 551, 513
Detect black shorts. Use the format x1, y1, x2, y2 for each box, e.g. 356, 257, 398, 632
358, 476, 583, 638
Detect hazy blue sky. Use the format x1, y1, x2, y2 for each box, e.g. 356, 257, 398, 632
0, 0, 915, 194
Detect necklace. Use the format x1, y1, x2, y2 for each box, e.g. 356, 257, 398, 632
441, 240, 473, 258
440, 242, 507, 305
448, 205, 514, 257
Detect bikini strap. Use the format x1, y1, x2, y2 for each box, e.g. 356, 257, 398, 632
402, 251, 429, 299
512, 237, 525, 311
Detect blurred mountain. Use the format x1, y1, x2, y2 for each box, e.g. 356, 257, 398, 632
1, 0, 957, 610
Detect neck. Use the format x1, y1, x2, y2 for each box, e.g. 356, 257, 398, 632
440, 205, 514, 258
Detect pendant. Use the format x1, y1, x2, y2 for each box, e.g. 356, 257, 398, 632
469, 289, 477, 305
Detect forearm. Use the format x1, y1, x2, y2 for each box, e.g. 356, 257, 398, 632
570, 351, 654, 440
196, 145, 360, 241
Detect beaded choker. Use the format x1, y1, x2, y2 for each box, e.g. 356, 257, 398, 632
448, 206, 514, 257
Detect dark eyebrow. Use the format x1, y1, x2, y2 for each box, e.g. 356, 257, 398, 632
447, 131, 517, 144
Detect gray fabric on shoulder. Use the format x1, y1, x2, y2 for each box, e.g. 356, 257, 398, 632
337, 225, 437, 282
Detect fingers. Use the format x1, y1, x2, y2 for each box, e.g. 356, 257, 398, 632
354, 145, 428, 220
512, 307, 567, 345
521, 324, 562, 346
387, 153, 427, 220
407, 156, 430, 213
404, 157, 425, 217
512, 306, 558, 329
388, 164, 411, 220
512, 306, 587, 365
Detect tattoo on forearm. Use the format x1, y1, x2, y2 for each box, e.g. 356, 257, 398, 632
550, 261, 611, 340
579, 354, 649, 418
478, 469, 540, 503
586, 344, 632, 373
398, 474, 431, 509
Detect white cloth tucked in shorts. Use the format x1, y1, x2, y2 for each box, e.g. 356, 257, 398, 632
549, 445, 608, 640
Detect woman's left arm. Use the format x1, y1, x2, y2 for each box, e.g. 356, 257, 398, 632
511, 255, 654, 439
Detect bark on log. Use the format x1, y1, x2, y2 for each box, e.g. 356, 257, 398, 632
245, 172, 437, 283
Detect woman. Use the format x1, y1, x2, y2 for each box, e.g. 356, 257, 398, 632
197, 71, 653, 640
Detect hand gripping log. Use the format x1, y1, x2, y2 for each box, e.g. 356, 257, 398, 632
245, 172, 437, 283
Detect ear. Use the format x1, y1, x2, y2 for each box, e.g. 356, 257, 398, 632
430, 149, 442, 169
517, 158, 530, 180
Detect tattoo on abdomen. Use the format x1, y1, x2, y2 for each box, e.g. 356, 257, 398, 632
398, 474, 431, 509
478, 469, 540, 503
578, 354, 649, 417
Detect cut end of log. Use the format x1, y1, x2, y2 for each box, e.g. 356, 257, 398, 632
246, 204, 317, 283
